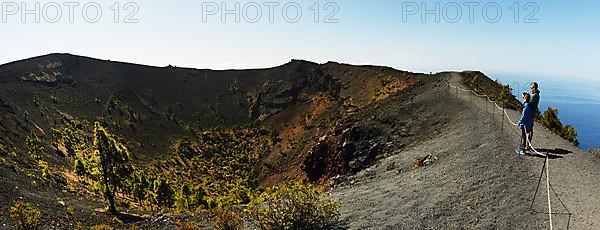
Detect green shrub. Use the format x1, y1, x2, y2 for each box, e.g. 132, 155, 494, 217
147, 127, 269, 210
460, 71, 521, 110
25, 130, 44, 160
589, 147, 600, 159
497, 84, 513, 108
51, 124, 89, 157
540, 108, 562, 132
152, 176, 175, 208
73, 158, 86, 176
130, 171, 150, 206
175, 184, 199, 212
540, 107, 579, 146
561, 124, 579, 146
212, 207, 243, 230
9, 201, 42, 230
248, 181, 340, 230
173, 138, 198, 159
37, 160, 51, 180
66, 206, 75, 216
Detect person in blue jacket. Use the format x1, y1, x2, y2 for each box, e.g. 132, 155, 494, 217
516, 92, 535, 155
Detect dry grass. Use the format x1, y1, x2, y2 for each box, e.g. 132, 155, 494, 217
212, 208, 243, 230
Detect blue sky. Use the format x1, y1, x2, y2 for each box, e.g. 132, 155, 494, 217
1, 0, 599, 83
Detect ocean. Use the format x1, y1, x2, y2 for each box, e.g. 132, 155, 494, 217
495, 75, 600, 151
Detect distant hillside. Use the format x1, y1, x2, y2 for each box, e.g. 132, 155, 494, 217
0, 54, 424, 177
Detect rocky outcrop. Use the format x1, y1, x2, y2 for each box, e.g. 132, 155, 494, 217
20, 61, 73, 85
304, 124, 383, 181
249, 65, 340, 121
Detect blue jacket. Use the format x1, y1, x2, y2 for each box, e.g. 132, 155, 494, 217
518, 102, 535, 132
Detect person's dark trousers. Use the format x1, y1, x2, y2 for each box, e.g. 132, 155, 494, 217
519, 127, 527, 151
528, 127, 534, 148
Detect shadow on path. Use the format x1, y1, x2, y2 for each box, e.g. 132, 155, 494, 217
527, 148, 573, 159
537, 148, 573, 155
116, 212, 147, 224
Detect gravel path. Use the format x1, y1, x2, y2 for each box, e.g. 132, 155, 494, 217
332, 73, 600, 229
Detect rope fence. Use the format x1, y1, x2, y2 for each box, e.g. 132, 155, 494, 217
441, 81, 572, 230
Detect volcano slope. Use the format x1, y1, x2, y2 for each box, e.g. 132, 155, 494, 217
0, 54, 599, 229
0, 53, 438, 228
332, 73, 600, 229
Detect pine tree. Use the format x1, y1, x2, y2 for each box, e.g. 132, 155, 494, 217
152, 176, 175, 208
176, 184, 192, 211
562, 124, 579, 147
25, 130, 44, 160
93, 122, 134, 214
130, 172, 150, 206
